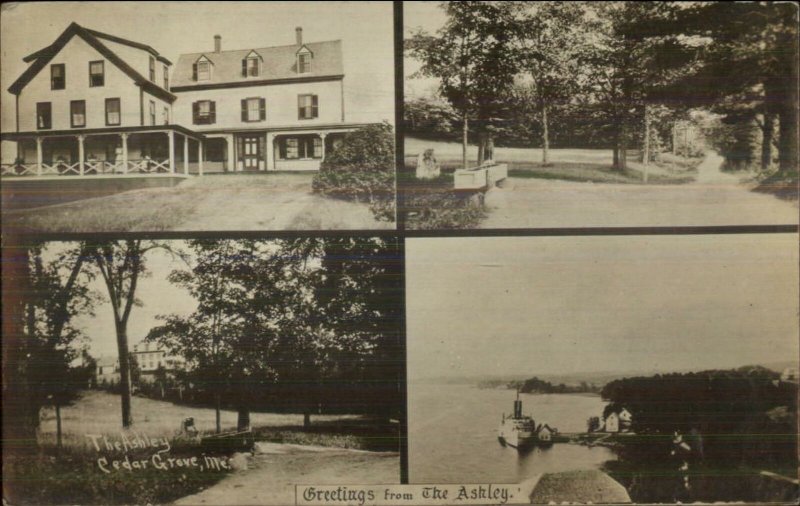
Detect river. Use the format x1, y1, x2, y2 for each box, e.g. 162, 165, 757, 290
408, 383, 616, 483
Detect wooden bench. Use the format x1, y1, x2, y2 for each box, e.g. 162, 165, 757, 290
454, 163, 508, 190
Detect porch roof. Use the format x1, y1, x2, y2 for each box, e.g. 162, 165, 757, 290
1, 124, 206, 142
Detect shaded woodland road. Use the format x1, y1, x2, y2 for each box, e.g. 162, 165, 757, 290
479, 152, 798, 229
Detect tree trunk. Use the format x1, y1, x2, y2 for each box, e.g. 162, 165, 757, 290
55, 403, 62, 451
643, 106, 651, 166
303, 412, 311, 428
215, 393, 221, 434
761, 111, 775, 172
541, 102, 550, 165
462, 114, 469, 170
115, 322, 133, 428
237, 407, 250, 431
477, 131, 486, 166
778, 32, 799, 175
619, 122, 628, 172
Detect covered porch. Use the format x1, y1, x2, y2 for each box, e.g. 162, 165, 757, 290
1, 125, 207, 178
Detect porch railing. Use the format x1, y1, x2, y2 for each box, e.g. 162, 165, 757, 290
1, 159, 172, 177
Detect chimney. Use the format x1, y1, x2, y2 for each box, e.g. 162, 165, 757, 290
295, 27, 303, 45
214, 35, 221, 53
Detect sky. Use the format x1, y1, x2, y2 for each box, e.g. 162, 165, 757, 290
403, 1, 446, 99
406, 234, 800, 382
0, 1, 395, 136
68, 244, 197, 359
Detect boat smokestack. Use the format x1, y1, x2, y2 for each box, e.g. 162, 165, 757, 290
514, 400, 522, 418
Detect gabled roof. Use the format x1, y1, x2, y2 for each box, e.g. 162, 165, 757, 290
195, 54, 215, 65
244, 50, 263, 60
24, 26, 171, 65
296, 44, 313, 55
9, 22, 176, 103
171, 40, 343, 90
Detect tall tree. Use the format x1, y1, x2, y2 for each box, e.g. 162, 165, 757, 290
406, 1, 522, 169
23, 243, 95, 449
85, 240, 177, 428
516, 1, 588, 165
638, 2, 799, 175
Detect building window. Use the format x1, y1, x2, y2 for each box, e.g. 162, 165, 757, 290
246, 56, 259, 77
192, 100, 216, 124
163, 106, 169, 125
149, 101, 156, 126
298, 94, 318, 119
89, 61, 104, 87
149, 56, 156, 82
105, 98, 121, 126
241, 97, 265, 122
278, 135, 322, 159
196, 61, 210, 81
163, 64, 169, 90
298, 53, 311, 73
70, 100, 86, 128
51, 64, 65, 90
36, 102, 52, 129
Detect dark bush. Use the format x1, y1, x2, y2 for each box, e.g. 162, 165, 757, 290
312, 122, 396, 222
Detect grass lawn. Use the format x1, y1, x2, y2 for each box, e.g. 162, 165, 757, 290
405, 137, 700, 185
2, 172, 393, 233
4, 390, 396, 505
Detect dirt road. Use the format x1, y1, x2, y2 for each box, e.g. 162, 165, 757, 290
480, 152, 798, 229
173, 443, 399, 506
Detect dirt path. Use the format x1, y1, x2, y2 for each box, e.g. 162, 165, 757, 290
480, 153, 798, 229
173, 444, 399, 506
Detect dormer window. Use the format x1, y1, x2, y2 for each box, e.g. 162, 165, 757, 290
242, 51, 261, 77
193, 56, 212, 82
296, 47, 313, 74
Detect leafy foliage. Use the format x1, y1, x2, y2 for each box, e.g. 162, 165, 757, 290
311, 123, 396, 222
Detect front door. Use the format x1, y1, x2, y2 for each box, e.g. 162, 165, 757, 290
242, 135, 260, 171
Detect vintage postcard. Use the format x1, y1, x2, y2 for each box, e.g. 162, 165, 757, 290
402, 1, 799, 230
0, 1, 397, 233
2, 237, 403, 504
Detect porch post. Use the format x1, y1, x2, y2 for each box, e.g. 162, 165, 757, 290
120, 133, 128, 174
36, 138, 43, 176
78, 135, 85, 175
183, 134, 189, 175
197, 140, 204, 176
226, 134, 235, 172
265, 133, 274, 171
320, 133, 328, 161
167, 130, 175, 173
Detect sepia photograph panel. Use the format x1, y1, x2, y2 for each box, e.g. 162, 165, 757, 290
0, 1, 397, 233
2, 236, 403, 505
401, 1, 799, 230
406, 234, 799, 503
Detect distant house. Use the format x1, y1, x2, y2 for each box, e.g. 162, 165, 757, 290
603, 407, 633, 433
537, 424, 557, 441
95, 356, 120, 386
131, 341, 184, 383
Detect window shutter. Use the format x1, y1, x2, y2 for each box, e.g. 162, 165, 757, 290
241, 99, 248, 122
192, 63, 198, 81
259, 98, 266, 120
242, 59, 247, 77
209, 101, 216, 124
258, 136, 266, 161
312, 95, 319, 118
192, 102, 199, 124
279, 138, 287, 159
297, 95, 303, 119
